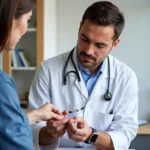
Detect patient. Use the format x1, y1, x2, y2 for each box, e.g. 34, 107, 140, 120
0, 0, 63, 150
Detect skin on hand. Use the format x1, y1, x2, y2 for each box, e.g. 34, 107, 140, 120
26, 102, 64, 124
46, 110, 69, 137
37, 102, 64, 122
66, 117, 92, 142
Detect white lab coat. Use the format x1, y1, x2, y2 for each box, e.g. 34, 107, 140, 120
28, 48, 138, 150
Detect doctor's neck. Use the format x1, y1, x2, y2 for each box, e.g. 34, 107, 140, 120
87, 62, 103, 74
78, 58, 103, 75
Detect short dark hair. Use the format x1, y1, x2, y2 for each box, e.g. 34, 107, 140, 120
81, 1, 125, 41
0, 0, 35, 52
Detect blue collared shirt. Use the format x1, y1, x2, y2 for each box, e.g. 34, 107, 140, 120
78, 58, 105, 96
0, 70, 35, 150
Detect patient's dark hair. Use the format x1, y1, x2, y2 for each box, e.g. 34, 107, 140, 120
0, 0, 35, 51
81, 1, 125, 41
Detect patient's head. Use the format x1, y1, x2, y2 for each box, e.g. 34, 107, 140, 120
0, 0, 35, 51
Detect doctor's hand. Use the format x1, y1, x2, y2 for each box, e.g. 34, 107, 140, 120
26, 102, 64, 124
66, 117, 92, 142
46, 110, 69, 138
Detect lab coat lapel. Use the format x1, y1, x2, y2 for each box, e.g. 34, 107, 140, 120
74, 78, 89, 100
89, 55, 115, 101
72, 48, 89, 100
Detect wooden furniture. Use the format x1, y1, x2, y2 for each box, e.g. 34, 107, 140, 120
138, 121, 150, 135
2, 0, 44, 75
2, 0, 44, 108
130, 121, 150, 150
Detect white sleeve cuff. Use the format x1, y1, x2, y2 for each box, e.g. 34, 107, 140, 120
107, 131, 130, 150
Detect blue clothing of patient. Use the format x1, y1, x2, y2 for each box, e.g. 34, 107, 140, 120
0, 70, 35, 150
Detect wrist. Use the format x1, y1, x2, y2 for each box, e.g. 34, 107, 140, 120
26, 109, 41, 124
34, 109, 43, 123
39, 127, 59, 145
85, 127, 93, 141
84, 127, 98, 144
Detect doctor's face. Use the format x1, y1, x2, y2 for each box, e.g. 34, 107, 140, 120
77, 19, 119, 73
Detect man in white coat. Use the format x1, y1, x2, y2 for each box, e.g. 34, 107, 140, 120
28, 1, 138, 150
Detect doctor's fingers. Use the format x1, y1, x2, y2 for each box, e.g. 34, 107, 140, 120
77, 122, 84, 129
67, 120, 86, 136
70, 117, 86, 130
47, 124, 66, 134
47, 122, 67, 132
62, 110, 69, 117
52, 129, 66, 137
72, 117, 85, 124
67, 127, 86, 142
47, 117, 69, 127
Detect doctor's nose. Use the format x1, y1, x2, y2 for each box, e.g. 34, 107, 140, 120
85, 44, 94, 55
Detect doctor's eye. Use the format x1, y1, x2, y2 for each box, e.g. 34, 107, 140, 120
82, 37, 89, 42
80, 34, 90, 43
96, 43, 106, 49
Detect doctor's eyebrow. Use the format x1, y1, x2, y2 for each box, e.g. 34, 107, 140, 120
80, 33, 108, 47
80, 33, 90, 42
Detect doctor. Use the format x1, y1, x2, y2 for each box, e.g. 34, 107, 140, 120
28, 1, 138, 150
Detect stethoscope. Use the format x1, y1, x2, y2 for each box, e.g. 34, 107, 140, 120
63, 48, 112, 101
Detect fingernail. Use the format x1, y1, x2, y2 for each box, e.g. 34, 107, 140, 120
60, 116, 64, 119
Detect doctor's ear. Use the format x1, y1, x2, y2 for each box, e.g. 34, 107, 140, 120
111, 39, 120, 50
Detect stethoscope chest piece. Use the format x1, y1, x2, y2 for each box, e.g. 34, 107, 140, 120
104, 91, 112, 101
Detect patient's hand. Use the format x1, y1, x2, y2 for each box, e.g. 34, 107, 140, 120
38, 102, 64, 122
26, 102, 64, 124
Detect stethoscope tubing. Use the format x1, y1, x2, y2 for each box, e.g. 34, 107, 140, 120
63, 48, 112, 101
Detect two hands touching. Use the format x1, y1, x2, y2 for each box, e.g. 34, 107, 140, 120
26, 102, 63, 124
29, 103, 114, 150
27, 102, 92, 143
46, 109, 92, 143
34, 103, 113, 150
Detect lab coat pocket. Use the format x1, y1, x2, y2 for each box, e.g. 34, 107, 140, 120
98, 112, 114, 131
